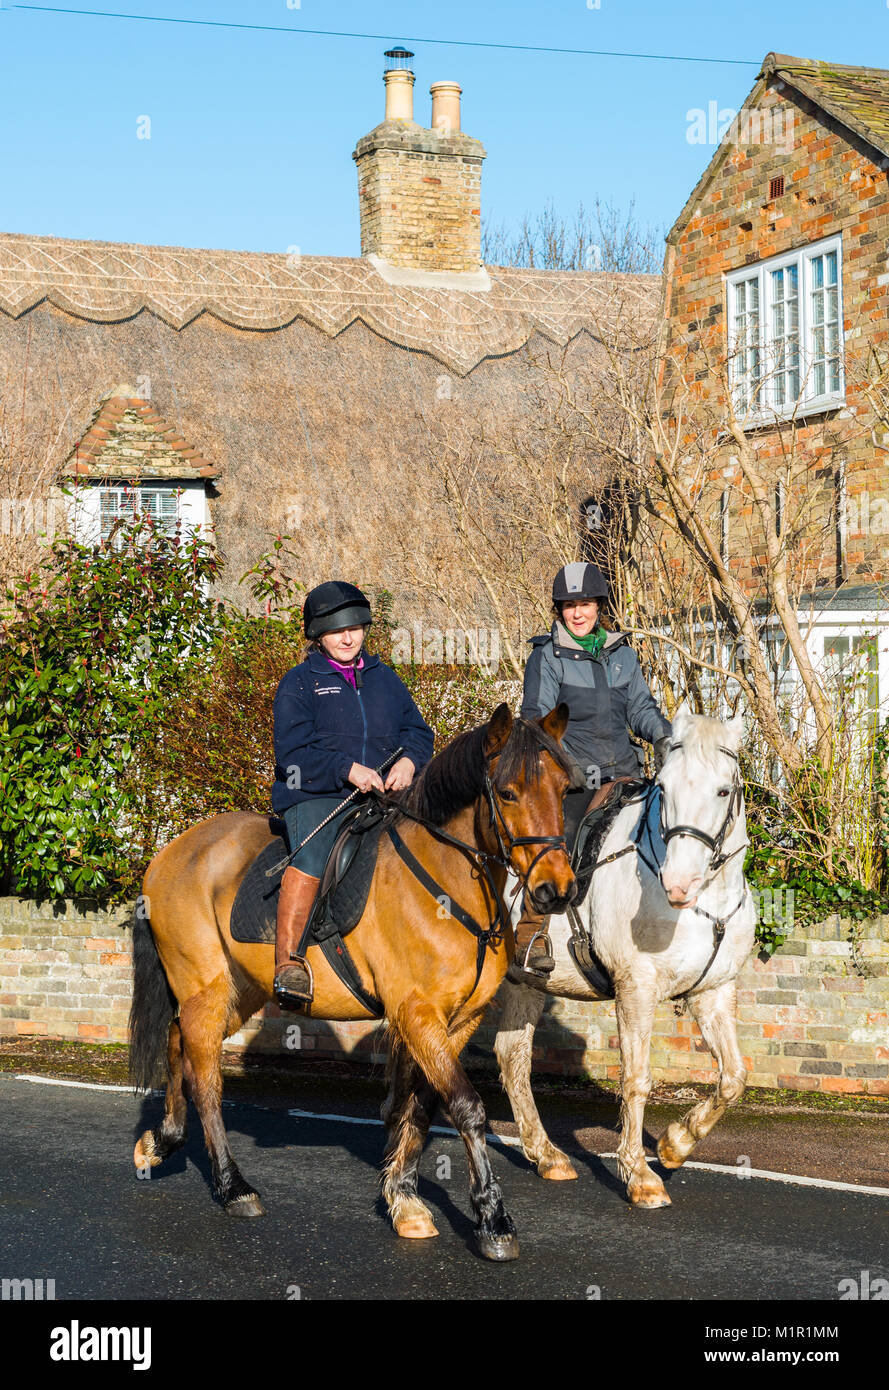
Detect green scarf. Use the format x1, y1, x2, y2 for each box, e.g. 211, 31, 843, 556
572, 627, 607, 659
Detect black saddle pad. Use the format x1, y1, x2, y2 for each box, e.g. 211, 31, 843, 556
230, 811, 386, 946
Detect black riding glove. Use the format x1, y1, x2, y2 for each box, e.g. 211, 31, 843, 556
653, 736, 672, 772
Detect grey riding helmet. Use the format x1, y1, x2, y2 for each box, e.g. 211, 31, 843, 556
551, 562, 609, 606
302, 581, 372, 640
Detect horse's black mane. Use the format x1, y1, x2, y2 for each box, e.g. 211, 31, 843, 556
395, 715, 574, 828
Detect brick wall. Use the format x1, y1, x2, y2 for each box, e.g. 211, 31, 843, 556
663, 77, 889, 592
353, 123, 485, 273
1, 896, 886, 1093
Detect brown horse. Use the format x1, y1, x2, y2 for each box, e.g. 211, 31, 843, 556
129, 702, 575, 1260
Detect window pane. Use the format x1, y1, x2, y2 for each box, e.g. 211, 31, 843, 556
809, 249, 841, 400
770, 261, 800, 407
731, 274, 762, 411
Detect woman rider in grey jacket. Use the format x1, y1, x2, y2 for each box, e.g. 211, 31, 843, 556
512, 561, 672, 981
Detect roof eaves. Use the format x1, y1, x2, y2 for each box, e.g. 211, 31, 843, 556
765, 59, 889, 163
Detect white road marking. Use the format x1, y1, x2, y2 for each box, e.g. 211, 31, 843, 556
13, 1072, 148, 1094
10, 1075, 888, 1197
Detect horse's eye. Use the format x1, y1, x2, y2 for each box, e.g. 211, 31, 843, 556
499, 789, 518, 803
717, 788, 730, 798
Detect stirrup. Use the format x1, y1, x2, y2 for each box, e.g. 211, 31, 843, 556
507, 930, 555, 983
274, 955, 314, 1011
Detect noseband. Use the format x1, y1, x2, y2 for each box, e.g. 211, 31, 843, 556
659, 744, 745, 875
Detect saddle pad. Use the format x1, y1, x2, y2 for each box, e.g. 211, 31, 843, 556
632, 781, 666, 876
230, 818, 385, 946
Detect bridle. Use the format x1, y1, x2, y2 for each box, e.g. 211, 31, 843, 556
383, 741, 573, 999
658, 744, 747, 877
482, 758, 571, 890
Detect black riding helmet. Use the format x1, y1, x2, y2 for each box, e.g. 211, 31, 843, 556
552, 562, 609, 606
303, 581, 372, 641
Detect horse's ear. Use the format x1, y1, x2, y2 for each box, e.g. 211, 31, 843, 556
484, 702, 514, 757
671, 699, 694, 739
538, 703, 569, 743
724, 709, 745, 751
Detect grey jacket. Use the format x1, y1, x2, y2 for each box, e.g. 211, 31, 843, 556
521, 621, 671, 785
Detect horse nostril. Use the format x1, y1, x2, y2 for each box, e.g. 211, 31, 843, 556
531, 881, 556, 910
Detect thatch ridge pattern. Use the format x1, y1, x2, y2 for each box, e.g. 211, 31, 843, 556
0, 232, 658, 375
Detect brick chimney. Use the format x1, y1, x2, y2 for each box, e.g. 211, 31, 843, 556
353, 49, 486, 275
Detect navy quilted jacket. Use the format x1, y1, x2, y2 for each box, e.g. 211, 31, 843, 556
271, 649, 434, 813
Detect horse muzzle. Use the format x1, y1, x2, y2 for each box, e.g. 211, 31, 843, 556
528, 876, 576, 915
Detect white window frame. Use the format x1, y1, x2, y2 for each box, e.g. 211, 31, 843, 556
99, 484, 179, 543
725, 233, 845, 426
66, 480, 208, 548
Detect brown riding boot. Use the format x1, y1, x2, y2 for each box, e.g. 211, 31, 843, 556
507, 910, 555, 984
274, 867, 321, 1011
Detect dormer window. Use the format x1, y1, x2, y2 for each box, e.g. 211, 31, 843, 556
99, 484, 179, 543
726, 234, 843, 423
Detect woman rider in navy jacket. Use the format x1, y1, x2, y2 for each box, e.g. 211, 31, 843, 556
272, 581, 434, 1008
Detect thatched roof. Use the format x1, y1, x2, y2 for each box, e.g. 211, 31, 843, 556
0, 229, 660, 617
0, 231, 656, 377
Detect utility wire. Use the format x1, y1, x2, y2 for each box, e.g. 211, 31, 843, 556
11, 5, 760, 67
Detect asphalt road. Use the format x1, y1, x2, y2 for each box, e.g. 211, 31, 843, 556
0, 1073, 886, 1303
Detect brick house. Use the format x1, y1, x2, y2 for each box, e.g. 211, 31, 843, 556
0, 50, 655, 627
663, 52, 889, 712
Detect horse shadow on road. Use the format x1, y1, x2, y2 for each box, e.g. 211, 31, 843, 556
132, 1005, 647, 1220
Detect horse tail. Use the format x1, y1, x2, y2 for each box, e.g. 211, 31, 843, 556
128, 901, 177, 1092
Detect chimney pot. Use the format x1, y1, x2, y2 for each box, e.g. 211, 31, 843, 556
430, 81, 462, 134
383, 47, 415, 121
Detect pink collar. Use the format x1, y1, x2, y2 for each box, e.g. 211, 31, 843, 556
325, 653, 364, 687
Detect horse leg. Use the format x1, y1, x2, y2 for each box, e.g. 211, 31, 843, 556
133, 1018, 188, 1171
380, 1036, 440, 1239
177, 973, 264, 1217
392, 992, 519, 1261
615, 984, 671, 1209
658, 981, 747, 1169
493, 981, 577, 1181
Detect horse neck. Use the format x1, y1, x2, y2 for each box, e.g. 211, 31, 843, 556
410, 801, 506, 908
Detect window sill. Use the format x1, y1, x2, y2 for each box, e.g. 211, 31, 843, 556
721, 394, 847, 437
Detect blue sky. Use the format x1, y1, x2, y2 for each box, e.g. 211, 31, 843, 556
0, 1, 884, 258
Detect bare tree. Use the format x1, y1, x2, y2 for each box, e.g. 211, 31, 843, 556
483, 198, 663, 275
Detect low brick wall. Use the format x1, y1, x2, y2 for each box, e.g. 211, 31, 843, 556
1, 896, 887, 1094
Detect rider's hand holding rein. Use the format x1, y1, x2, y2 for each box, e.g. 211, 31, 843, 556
347, 757, 416, 795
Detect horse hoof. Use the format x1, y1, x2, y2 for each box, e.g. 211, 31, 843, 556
630, 1188, 672, 1210
395, 1216, 439, 1240
472, 1230, 520, 1262
540, 1160, 578, 1182
224, 1193, 265, 1218
133, 1134, 161, 1169
657, 1136, 687, 1169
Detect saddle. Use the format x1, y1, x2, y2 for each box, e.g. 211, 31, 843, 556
565, 777, 649, 999
231, 802, 392, 1008
569, 777, 648, 905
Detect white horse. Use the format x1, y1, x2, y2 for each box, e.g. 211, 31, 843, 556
494, 705, 757, 1207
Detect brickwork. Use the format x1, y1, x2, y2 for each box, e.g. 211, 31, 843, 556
664, 74, 889, 593
2, 896, 886, 1093
64, 390, 218, 482
353, 122, 485, 273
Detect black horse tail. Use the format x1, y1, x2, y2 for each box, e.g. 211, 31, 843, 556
128, 900, 177, 1092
